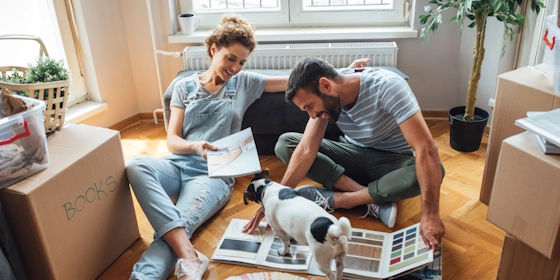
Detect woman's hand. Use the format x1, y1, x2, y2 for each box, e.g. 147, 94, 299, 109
194, 141, 217, 159
347, 58, 370, 68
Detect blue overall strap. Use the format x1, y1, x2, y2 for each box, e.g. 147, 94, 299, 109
225, 75, 238, 100
185, 78, 197, 102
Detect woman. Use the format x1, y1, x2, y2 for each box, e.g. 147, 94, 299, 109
126, 14, 287, 280
126, 13, 369, 280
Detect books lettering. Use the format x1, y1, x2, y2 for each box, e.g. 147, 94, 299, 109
516, 110, 560, 155
211, 219, 434, 280
207, 127, 261, 178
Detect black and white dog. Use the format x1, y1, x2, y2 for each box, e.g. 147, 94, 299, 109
243, 170, 351, 280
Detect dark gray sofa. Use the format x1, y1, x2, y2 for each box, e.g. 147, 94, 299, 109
163, 67, 407, 155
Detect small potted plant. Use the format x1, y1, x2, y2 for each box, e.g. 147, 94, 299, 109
419, 0, 545, 152
0, 56, 72, 133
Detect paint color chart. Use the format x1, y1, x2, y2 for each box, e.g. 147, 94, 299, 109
212, 219, 433, 279
342, 223, 433, 279
388, 225, 430, 273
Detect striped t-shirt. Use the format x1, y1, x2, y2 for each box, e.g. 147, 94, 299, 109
336, 68, 420, 152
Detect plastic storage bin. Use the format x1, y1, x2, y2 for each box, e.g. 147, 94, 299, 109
0, 95, 49, 189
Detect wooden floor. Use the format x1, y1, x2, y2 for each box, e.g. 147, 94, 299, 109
97, 119, 505, 280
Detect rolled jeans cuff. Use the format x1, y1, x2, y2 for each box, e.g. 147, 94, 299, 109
321, 164, 345, 190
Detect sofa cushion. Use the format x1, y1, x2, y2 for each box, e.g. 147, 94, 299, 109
162, 67, 408, 155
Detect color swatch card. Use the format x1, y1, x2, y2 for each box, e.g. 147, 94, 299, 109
212, 219, 433, 279
340, 223, 433, 279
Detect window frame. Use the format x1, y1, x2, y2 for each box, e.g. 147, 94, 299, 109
177, 0, 408, 29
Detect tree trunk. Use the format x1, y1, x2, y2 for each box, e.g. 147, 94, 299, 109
464, 11, 487, 121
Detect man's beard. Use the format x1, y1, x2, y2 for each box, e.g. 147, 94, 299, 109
320, 93, 341, 122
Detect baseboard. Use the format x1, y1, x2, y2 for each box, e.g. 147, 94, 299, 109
121, 111, 492, 138
109, 114, 142, 131
422, 110, 448, 120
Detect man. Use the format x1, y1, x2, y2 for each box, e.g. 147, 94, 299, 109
243, 57, 445, 251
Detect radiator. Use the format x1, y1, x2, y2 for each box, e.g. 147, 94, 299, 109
182, 42, 398, 70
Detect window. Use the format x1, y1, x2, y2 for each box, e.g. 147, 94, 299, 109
177, 0, 409, 29
0, 0, 87, 108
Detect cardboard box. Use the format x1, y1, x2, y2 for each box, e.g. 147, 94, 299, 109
0, 124, 139, 280
480, 66, 560, 204
487, 132, 560, 259
498, 234, 560, 279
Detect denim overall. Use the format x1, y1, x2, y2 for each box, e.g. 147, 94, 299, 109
127, 77, 238, 280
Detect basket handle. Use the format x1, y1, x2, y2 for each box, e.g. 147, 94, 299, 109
0, 117, 31, 145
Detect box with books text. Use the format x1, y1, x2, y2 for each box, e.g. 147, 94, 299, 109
211, 219, 434, 279
487, 132, 560, 258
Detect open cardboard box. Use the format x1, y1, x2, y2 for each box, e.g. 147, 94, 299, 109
0, 124, 139, 280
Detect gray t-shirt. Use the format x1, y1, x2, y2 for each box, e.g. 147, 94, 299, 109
170, 71, 268, 134
337, 68, 420, 152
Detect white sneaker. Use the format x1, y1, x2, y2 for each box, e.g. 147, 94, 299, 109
174, 249, 209, 280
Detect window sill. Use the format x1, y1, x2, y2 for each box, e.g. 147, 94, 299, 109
66, 101, 108, 124
168, 26, 418, 44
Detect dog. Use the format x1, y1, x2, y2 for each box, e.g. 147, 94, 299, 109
243, 169, 351, 280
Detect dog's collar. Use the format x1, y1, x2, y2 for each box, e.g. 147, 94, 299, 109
259, 181, 273, 212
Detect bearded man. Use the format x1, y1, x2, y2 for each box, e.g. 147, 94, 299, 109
244, 57, 446, 253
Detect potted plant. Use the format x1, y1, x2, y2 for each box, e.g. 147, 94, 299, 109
0, 56, 71, 133
419, 0, 545, 151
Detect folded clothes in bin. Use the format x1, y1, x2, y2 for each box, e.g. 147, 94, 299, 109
0, 93, 49, 189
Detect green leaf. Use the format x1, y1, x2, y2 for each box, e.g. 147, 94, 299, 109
468, 21, 476, 28
537, 1, 546, 8
467, 14, 475, 20
515, 14, 525, 19
494, 1, 503, 13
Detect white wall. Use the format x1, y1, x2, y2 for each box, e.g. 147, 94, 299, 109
73, 0, 512, 127
71, 0, 139, 127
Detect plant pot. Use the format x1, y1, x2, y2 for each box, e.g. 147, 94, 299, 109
448, 106, 489, 152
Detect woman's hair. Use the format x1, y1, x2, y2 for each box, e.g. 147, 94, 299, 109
205, 14, 256, 59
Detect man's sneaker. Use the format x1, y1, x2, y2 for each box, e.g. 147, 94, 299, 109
174, 249, 209, 280
295, 185, 336, 213
360, 202, 397, 229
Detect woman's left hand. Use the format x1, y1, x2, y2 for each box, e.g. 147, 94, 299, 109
347, 58, 370, 68
194, 141, 217, 159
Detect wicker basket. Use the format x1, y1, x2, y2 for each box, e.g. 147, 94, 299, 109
0, 70, 71, 134
0, 35, 71, 134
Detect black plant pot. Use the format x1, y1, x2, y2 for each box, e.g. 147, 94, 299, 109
448, 106, 489, 152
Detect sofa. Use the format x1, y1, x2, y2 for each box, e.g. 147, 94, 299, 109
163, 67, 407, 155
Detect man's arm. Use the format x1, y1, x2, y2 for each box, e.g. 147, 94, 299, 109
280, 117, 329, 188
399, 111, 445, 251
242, 117, 327, 234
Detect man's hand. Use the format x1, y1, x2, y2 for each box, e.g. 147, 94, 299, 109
347, 58, 370, 69
242, 207, 266, 234
194, 141, 217, 159
419, 214, 445, 251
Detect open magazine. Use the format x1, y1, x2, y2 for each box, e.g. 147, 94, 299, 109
211, 219, 434, 280
515, 109, 560, 148
207, 127, 261, 178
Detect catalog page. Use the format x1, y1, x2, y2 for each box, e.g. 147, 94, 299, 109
207, 127, 261, 178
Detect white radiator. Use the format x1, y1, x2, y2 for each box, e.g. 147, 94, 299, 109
182, 42, 398, 70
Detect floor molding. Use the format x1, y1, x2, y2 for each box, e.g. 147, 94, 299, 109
121, 110, 491, 137
422, 110, 448, 120
109, 114, 142, 131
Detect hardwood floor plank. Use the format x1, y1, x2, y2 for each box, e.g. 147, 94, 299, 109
96, 120, 503, 280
